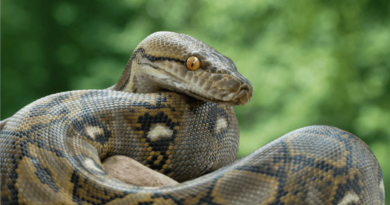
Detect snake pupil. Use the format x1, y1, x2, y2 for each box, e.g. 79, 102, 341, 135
191, 59, 196, 67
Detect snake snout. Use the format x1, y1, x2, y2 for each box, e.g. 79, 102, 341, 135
232, 83, 252, 106
213, 75, 252, 106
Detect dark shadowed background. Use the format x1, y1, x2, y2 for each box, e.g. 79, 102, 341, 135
2, 1, 389, 201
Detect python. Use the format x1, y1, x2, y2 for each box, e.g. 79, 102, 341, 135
0, 32, 384, 204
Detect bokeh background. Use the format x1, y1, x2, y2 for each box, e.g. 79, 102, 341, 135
2, 0, 389, 201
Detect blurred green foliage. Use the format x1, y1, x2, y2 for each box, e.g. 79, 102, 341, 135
2, 0, 389, 201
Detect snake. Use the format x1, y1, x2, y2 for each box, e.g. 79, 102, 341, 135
0, 31, 385, 205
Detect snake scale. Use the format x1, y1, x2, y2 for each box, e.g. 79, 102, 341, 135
0, 32, 385, 205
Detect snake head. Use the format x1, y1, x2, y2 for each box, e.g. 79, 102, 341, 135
115, 31, 253, 106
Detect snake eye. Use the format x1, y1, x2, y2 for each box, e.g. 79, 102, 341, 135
186, 56, 201, 71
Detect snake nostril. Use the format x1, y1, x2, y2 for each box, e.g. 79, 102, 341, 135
241, 84, 250, 90
241, 84, 253, 95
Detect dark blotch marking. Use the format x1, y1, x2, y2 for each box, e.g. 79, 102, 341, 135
31, 158, 59, 192
136, 111, 179, 172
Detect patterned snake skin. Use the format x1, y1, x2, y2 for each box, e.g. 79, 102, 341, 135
0, 32, 385, 204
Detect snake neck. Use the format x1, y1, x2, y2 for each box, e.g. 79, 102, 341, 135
111, 49, 172, 94
110, 53, 135, 92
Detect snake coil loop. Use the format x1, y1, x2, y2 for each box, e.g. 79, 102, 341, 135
0, 31, 384, 205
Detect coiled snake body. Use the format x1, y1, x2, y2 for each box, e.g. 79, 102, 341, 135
0, 32, 385, 204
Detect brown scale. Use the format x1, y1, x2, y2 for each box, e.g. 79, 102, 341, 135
0, 31, 385, 204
